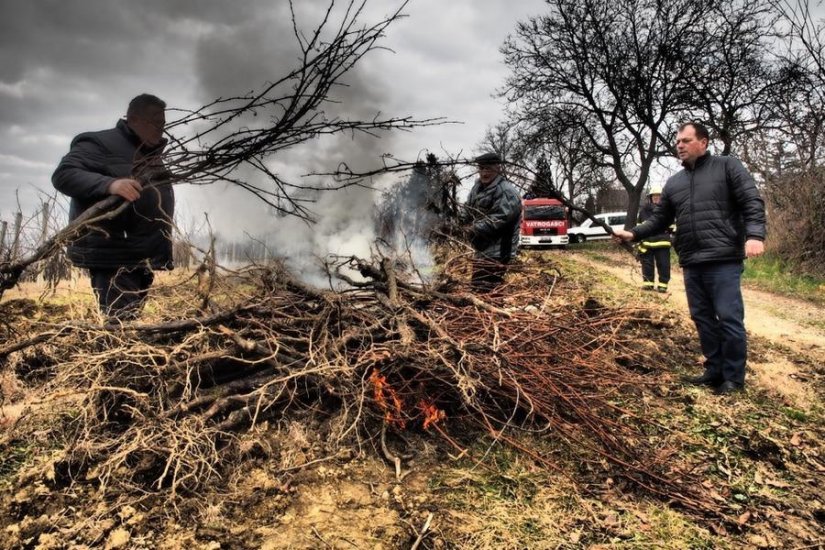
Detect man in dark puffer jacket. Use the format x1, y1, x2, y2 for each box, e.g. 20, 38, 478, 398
53, 94, 174, 319
614, 122, 766, 395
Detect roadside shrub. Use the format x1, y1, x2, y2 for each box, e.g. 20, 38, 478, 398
764, 167, 825, 277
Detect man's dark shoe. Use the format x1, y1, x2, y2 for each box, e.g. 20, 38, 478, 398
715, 381, 744, 395
684, 373, 722, 386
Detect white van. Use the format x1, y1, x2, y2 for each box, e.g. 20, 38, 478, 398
567, 212, 628, 243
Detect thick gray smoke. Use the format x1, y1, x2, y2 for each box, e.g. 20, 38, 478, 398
178, 2, 404, 284
0, 0, 402, 269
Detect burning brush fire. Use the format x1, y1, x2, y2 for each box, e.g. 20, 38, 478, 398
369, 368, 446, 431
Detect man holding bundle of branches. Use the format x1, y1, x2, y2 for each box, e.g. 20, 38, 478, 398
53, 94, 174, 320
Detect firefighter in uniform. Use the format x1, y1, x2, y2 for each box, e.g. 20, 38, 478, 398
636, 187, 671, 292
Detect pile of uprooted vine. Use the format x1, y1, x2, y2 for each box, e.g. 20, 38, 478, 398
0, 251, 724, 518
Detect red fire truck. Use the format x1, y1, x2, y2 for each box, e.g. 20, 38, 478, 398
519, 197, 569, 248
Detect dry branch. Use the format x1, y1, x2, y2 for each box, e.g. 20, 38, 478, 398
0, 0, 445, 297
0, 195, 127, 293
1, 252, 726, 520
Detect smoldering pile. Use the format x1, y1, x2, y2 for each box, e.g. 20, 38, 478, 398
0, 252, 722, 517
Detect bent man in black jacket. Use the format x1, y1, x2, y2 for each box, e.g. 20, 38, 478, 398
53, 94, 175, 320
614, 122, 766, 395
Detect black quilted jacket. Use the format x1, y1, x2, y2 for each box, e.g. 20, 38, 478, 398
631, 153, 765, 266
52, 120, 175, 270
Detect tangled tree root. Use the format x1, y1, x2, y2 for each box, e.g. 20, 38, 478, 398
1, 254, 725, 518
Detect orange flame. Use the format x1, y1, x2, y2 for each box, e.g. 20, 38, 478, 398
418, 400, 446, 430
370, 369, 406, 429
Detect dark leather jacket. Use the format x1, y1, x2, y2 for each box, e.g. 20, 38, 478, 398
52, 120, 175, 270
632, 153, 765, 266
462, 175, 522, 262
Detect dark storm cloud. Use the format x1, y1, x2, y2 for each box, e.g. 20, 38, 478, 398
0, 0, 261, 75
0, 2, 152, 127
190, 1, 389, 129
0, 1, 140, 83
0, 0, 275, 125
0, 0, 286, 214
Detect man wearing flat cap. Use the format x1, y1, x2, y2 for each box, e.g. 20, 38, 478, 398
461, 152, 522, 291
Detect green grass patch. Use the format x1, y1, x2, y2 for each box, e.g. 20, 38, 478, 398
573, 243, 825, 305
570, 240, 615, 263
743, 253, 825, 305
781, 406, 810, 423
0, 440, 31, 486
606, 506, 722, 549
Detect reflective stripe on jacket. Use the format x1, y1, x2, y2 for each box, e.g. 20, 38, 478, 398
636, 202, 671, 253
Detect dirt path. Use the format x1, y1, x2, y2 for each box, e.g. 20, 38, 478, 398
567, 250, 825, 408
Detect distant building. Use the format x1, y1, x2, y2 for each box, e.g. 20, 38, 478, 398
594, 187, 628, 213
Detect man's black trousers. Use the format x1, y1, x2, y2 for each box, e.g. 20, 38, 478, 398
89, 266, 154, 320
640, 247, 671, 288
683, 261, 747, 385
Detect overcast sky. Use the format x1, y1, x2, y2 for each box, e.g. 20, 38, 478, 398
0, 0, 547, 247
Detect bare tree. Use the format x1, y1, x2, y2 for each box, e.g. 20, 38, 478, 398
757, 0, 825, 169
685, 0, 782, 155
501, 0, 715, 225
477, 121, 519, 163
509, 105, 613, 211
742, 0, 825, 275
771, 0, 825, 82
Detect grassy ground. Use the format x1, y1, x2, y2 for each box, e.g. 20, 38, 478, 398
742, 253, 825, 305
